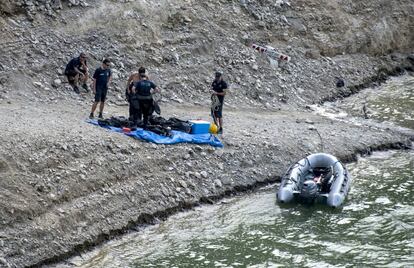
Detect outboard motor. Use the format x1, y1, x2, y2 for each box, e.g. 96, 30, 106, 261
300, 180, 318, 203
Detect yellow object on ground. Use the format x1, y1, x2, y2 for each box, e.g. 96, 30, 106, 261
209, 123, 218, 134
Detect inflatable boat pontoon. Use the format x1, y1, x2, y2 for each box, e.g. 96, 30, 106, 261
277, 153, 351, 208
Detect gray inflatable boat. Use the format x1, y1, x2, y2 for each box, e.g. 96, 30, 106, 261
277, 153, 351, 208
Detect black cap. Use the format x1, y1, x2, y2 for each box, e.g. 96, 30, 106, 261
215, 72, 222, 78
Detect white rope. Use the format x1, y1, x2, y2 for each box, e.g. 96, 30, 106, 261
211, 94, 221, 112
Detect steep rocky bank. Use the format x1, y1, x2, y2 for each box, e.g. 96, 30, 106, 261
0, 0, 413, 267
1, 0, 413, 109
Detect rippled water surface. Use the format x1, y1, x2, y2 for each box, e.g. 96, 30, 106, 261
338, 75, 414, 129
70, 150, 414, 268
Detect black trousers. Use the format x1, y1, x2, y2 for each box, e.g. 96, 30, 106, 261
131, 99, 154, 126
130, 98, 140, 124
139, 99, 154, 126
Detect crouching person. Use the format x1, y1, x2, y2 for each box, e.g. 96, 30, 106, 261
131, 73, 160, 126
64, 52, 89, 93
90, 59, 112, 119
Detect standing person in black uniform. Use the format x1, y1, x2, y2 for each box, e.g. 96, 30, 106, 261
64, 52, 89, 94
89, 59, 112, 119
211, 72, 228, 134
131, 74, 160, 126
125, 67, 146, 120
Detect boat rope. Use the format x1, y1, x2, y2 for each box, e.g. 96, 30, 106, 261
313, 128, 325, 151
211, 94, 221, 112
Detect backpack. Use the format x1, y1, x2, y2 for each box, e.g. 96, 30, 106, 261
148, 116, 192, 133
167, 117, 192, 133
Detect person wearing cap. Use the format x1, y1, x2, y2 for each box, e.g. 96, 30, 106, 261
64, 52, 89, 94
89, 59, 112, 119
125, 66, 147, 120
210, 72, 228, 134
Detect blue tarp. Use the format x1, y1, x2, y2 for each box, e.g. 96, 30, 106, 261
87, 119, 223, 147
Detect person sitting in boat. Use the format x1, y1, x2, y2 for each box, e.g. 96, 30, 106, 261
312, 166, 333, 192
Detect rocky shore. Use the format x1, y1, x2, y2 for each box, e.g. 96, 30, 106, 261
0, 0, 413, 267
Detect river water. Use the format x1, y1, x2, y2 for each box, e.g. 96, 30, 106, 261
67, 76, 414, 268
